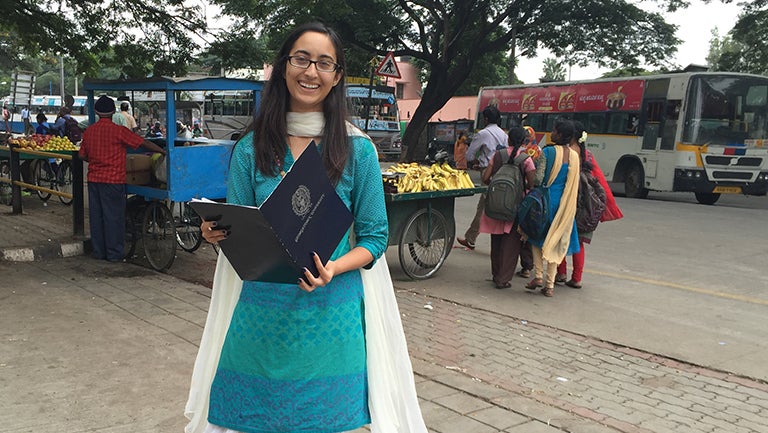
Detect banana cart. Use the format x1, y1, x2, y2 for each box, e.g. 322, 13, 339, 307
385, 186, 485, 279
83, 77, 263, 271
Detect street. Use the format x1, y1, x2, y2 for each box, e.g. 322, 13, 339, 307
168, 187, 768, 382
3, 187, 768, 433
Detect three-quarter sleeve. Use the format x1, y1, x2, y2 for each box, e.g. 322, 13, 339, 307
349, 137, 389, 263
226, 136, 257, 207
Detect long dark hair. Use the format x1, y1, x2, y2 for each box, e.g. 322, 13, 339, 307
552, 118, 575, 145
247, 22, 349, 184
507, 126, 527, 158
572, 120, 592, 171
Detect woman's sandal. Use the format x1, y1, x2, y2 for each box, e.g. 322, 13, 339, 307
525, 278, 543, 290
541, 286, 554, 297
495, 282, 512, 289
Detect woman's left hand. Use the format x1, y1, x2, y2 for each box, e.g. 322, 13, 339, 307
298, 252, 336, 292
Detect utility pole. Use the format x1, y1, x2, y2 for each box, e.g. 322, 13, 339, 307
60, 55, 65, 104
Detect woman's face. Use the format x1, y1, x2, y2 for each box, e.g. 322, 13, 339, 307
284, 31, 342, 113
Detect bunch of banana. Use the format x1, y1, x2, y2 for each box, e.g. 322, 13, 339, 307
383, 162, 475, 193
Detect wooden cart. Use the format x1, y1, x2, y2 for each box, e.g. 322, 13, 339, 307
385, 186, 485, 279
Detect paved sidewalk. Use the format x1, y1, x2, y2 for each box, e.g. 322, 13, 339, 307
3, 192, 768, 433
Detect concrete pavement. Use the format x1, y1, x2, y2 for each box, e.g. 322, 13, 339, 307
2, 195, 768, 432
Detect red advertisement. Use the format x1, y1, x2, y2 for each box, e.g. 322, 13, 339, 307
479, 80, 645, 114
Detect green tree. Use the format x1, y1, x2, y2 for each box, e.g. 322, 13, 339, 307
708, 2, 768, 75
212, 0, 681, 160
2, 1, 207, 78
539, 57, 566, 82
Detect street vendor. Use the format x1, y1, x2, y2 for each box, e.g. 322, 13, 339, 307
78, 95, 166, 262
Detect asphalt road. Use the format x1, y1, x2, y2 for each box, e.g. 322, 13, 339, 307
166, 184, 768, 383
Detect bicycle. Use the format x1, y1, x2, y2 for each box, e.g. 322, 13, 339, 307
32, 158, 73, 205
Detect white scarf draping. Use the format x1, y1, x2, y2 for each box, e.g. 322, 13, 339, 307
184, 113, 426, 433
286, 111, 368, 138
542, 145, 580, 263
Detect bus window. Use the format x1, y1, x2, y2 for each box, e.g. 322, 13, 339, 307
572, 113, 604, 133
607, 112, 637, 134
523, 113, 545, 132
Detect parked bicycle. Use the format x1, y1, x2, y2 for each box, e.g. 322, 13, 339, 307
32, 158, 73, 205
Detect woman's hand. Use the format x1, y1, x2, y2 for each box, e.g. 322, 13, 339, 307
298, 252, 336, 292
200, 220, 228, 244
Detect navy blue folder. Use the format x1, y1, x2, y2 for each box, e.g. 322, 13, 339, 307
190, 142, 353, 283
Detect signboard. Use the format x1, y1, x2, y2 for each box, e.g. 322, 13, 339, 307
346, 86, 395, 100
375, 52, 401, 79
11, 71, 35, 107
479, 79, 646, 114
345, 76, 370, 85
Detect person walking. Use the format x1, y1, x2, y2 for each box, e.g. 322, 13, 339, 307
2, 104, 10, 133
118, 102, 139, 132
515, 125, 540, 278
556, 121, 623, 288
479, 126, 536, 289
524, 119, 581, 297
21, 106, 33, 135
77, 95, 166, 262
35, 112, 51, 134
191, 22, 426, 433
456, 105, 507, 250
453, 131, 468, 169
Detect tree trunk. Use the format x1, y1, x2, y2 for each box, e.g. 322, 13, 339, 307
402, 67, 473, 162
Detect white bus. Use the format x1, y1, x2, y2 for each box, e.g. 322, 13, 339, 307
346, 85, 402, 159
477, 72, 768, 204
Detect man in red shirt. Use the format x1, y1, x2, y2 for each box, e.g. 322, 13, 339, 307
79, 95, 166, 262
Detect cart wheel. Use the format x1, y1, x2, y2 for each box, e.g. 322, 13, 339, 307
34, 159, 53, 201
141, 201, 177, 271
57, 160, 73, 205
398, 208, 453, 279
173, 201, 203, 252
0, 160, 11, 206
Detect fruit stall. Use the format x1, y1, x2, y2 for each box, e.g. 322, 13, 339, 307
381, 161, 485, 279
0, 135, 85, 235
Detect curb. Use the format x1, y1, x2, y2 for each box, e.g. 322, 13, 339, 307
1, 240, 88, 262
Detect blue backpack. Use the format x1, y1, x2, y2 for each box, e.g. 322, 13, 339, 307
517, 185, 549, 241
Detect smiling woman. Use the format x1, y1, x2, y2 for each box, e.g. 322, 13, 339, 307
186, 22, 427, 433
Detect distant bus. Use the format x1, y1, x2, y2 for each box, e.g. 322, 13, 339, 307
198, 84, 404, 158
346, 85, 402, 159
477, 72, 768, 204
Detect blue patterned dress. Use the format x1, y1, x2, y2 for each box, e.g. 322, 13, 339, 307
529, 146, 580, 256
207, 132, 389, 433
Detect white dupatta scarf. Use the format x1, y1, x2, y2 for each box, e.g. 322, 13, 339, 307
184, 112, 428, 433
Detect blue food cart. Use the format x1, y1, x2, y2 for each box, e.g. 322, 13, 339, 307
83, 77, 263, 271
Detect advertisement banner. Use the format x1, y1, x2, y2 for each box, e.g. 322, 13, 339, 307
479, 80, 646, 114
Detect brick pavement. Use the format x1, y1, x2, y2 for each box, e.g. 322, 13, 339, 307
3, 192, 768, 432
396, 293, 768, 433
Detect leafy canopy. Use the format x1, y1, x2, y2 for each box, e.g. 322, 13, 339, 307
2, 0, 207, 77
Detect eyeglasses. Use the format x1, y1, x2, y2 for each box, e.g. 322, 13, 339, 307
287, 56, 341, 73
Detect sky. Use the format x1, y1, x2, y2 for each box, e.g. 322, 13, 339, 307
515, 0, 743, 83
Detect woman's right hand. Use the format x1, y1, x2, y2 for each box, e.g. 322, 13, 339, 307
201, 220, 228, 244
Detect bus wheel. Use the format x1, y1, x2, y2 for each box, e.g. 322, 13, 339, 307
695, 192, 720, 205
625, 165, 649, 199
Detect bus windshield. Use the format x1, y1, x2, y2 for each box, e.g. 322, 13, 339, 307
683, 75, 768, 145
346, 85, 400, 129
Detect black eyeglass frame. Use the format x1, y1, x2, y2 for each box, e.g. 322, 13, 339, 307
286, 55, 342, 73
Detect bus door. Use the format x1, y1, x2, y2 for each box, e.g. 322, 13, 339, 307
638, 78, 676, 189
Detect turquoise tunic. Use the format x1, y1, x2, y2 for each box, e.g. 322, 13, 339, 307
530, 146, 580, 255
208, 132, 388, 433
